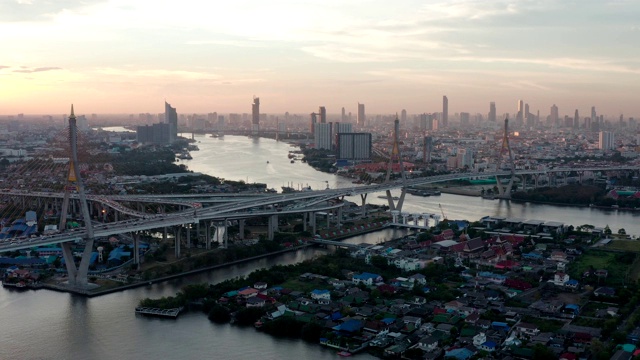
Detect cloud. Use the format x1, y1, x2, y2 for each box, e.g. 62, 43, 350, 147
0, 0, 106, 22
185, 39, 266, 48
12, 66, 62, 73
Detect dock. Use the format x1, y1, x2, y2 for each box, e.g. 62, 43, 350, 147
135, 306, 184, 318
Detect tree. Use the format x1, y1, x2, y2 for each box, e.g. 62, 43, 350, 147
403, 348, 424, 359
604, 225, 612, 235
208, 305, 231, 323
618, 228, 627, 235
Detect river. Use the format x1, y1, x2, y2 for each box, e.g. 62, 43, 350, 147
1, 134, 639, 359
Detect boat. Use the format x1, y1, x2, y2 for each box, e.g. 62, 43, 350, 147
290, 160, 295, 164
337, 351, 352, 357
266, 161, 270, 164
254, 320, 263, 329
177, 152, 192, 160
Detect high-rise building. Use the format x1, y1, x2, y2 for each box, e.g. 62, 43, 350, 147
401, 109, 407, 123
252, 97, 260, 134
314, 122, 333, 150
357, 103, 365, 126
341, 107, 346, 122
599, 131, 615, 150
337, 133, 372, 160
423, 136, 433, 163
165, 101, 177, 143
591, 106, 597, 125
309, 113, 317, 135
318, 106, 327, 123
574, 109, 579, 128
550, 104, 559, 127
460, 112, 470, 126
516, 100, 524, 126
489, 102, 496, 122
442, 96, 448, 128
456, 148, 474, 169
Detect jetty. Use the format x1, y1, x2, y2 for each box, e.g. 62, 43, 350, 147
135, 306, 184, 318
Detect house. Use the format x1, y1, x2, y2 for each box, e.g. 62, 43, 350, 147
550, 251, 568, 262
408, 273, 427, 285
473, 332, 487, 347
480, 341, 497, 352
445, 347, 475, 360
515, 322, 540, 337
253, 282, 268, 290
238, 287, 259, 299
310, 289, 331, 302
553, 272, 570, 286
246, 296, 266, 308
352, 272, 383, 286
402, 315, 422, 328
418, 335, 439, 352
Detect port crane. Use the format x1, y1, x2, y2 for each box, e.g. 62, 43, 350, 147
439, 204, 447, 220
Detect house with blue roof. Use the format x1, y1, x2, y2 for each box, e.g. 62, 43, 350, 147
523, 252, 543, 260
445, 347, 475, 360
480, 341, 497, 352
352, 272, 383, 286
333, 319, 363, 335
310, 289, 331, 301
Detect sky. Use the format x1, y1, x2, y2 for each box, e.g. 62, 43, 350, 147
1, 0, 640, 117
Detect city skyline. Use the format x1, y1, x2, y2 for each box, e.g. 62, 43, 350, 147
2, 0, 640, 115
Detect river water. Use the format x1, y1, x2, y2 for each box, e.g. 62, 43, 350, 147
2, 134, 639, 360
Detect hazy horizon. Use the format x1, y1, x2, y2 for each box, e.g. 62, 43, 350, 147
2, 1, 640, 117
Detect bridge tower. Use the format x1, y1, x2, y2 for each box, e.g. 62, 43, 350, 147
495, 118, 516, 198
58, 105, 95, 288
384, 116, 407, 211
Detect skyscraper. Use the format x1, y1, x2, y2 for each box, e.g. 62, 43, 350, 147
318, 106, 327, 123
341, 107, 346, 122
401, 109, 407, 123
357, 103, 365, 126
165, 101, 177, 143
314, 122, 333, 150
574, 109, 579, 128
252, 97, 260, 135
442, 96, 448, 128
591, 106, 597, 126
516, 100, 524, 126
309, 113, 317, 135
460, 112, 470, 126
550, 104, 559, 127
489, 102, 496, 122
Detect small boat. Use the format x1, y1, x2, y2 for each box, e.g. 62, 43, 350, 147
290, 160, 295, 163
254, 320, 263, 329
266, 161, 270, 164
337, 351, 352, 357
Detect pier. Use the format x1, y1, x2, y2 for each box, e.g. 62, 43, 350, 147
135, 306, 184, 318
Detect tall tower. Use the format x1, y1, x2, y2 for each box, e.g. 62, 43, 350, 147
574, 109, 580, 128
495, 118, 516, 198
252, 96, 260, 135
341, 107, 346, 122
401, 109, 407, 123
59, 105, 95, 288
357, 103, 365, 126
384, 116, 407, 212
442, 96, 448, 128
591, 106, 597, 126
165, 101, 177, 143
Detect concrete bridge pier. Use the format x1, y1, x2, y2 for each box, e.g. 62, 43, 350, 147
391, 210, 400, 224
205, 222, 211, 250
223, 219, 228, 249
61, 242, 78, 286
174, 227, 181, 258
533, 174, 540, 188
268, 215, 278, 241
422, 214, 430, 228
310, 212, 316, 235
336, 207, 342, 228
133, 232, 140, 270
303, 213, 307, 232
163, 227, 168, 242
402, 213, 409, 225
360, 194, 368, 217
413, 213, 420, 226
186, 224, 191, 249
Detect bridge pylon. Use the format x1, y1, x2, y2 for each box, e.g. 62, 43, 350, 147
384, 116, 408, 211
495, 118, 516, 198
58, 105, 95, 289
